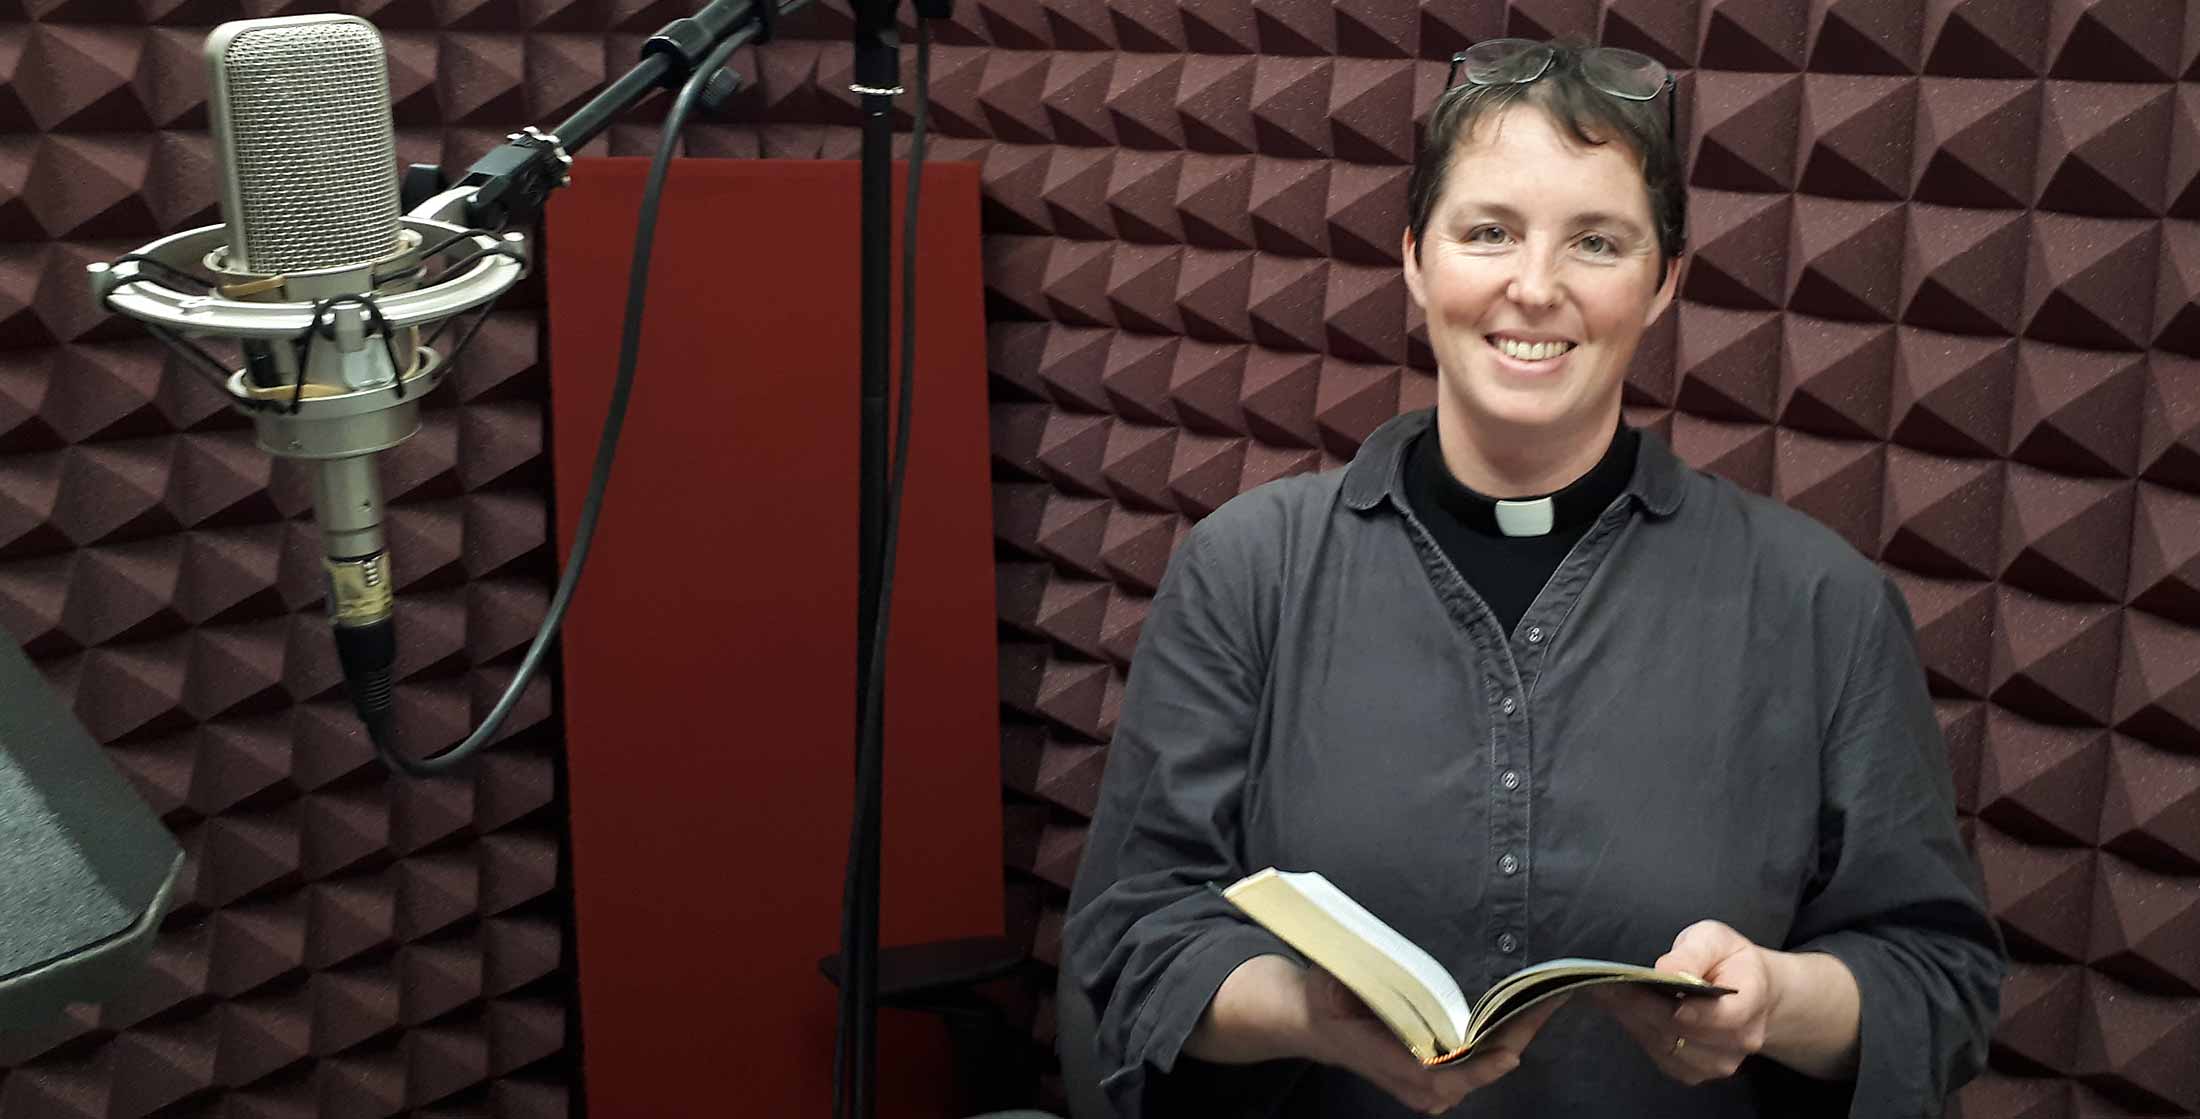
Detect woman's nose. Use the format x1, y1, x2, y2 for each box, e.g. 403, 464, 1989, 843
1506, 252, 1563, 309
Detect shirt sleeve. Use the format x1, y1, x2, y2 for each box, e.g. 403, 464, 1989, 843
1780, 572, 2009, 1117
1062, 515, 1309, 1119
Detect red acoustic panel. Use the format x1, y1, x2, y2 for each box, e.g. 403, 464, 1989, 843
544, 158, 1001, 1119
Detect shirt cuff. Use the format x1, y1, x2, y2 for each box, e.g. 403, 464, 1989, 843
1792, 929, 1940, 1119
1101, 924, 1303, 1119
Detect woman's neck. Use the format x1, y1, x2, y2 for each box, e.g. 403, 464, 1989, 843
1434, 406, 1621, 499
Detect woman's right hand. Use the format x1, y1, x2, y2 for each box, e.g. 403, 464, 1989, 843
1186, 955, 1563, 1116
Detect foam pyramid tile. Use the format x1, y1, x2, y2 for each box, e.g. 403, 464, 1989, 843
1992, 962, 2085, 1076
1103, 150, 1183, 245
1176, 57, 1257, 157
1041, 52, 1113, 147
1669, 413, 1776, 495
2072, 969, 2200, 1112
1599, 0, 1696, 67
2036, 82, 2170, 219
1700, 0, 1806, 70
1248, 157, 1328, 257
1978, 708, 2110, 847
1897, 574, 1995, 699
1332, 0, 1414, 58
1117, 0, 1188, 52
1941, 309, 2042, 422
2089, 852, 2200, 995
1250, 57, 1331, 161
1974, 821, 2096, 962
1991, 587, 2122, 726
2011, 344, 2145, 478
1789, 198, 1905, 322
1677, 305, 1781, 423
2099, 734, 2200, 874
1923, 0, 2047, 78
1099, 506, 1183, 595
1040, 240, 1115, 327
2139, 353, 2200, 492
1326, 164, 1406, 268
1807, 0, 1923, 73
1881, 448, 2003, 582
1041, 148, 1114, 241
2046, 0, 2182, 83
2129, 482, 2200, 624
2113, 610, 2200, 753
1328, 60, 1413, 167
1248, 256, 1327, 353
1417, 4, 1504, 60
1903, 204, 2027, 336
1688, 72, 1801, 193
212, 990, 311, 1089
1253, 0, 1337, 56
1684, 191, 1791, 312
1236, 349, 1319, 449
1772, 431, 1883, 556
1998, 466, 2134, 603
1798, 76, 1915, 201
2024, 216, 2159, 352
2171, 91, 2200, 220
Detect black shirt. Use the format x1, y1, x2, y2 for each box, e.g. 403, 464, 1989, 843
1063, 409, 2006, 1119
1402, 422, 1640, 636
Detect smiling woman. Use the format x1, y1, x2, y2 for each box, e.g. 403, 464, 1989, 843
1063, 36, 2007, 1119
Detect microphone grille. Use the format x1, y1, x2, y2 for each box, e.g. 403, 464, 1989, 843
208, 16, 402, 276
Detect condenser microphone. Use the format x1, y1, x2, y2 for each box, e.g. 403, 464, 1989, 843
206, 14, 409, 740
95, 15, 525, 761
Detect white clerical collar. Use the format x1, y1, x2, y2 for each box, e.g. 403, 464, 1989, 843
1493, 497, 1556, 537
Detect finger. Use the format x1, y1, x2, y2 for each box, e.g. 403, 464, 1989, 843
1663, 1037, 1749, 1085
1671, 989, 1759, 1037
1306, 969, 1381, 1022
1487, 993, 1570, 1052
1430, 1049, 1523, 1101
1657, 920, 1738, 977
1602, 993, 1670, 1060
1599, 991, 1693, 1051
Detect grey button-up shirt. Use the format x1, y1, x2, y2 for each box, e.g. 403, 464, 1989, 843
1064, 409, 2005, 1119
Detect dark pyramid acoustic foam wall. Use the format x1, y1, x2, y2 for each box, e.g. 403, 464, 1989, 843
3, 1, 2198, 1117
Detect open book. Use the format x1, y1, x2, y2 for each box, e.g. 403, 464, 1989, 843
1221, 867, 1733, 1067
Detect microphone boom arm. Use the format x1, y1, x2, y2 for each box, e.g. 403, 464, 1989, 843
416, 0, 787, 230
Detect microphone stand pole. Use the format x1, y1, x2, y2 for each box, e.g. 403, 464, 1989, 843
846, 6, 899, 1116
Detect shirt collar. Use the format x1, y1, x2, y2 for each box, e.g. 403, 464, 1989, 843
1342, 408, 1688, 520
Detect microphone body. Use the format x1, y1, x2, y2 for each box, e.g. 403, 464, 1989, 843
205, 14, 413, 735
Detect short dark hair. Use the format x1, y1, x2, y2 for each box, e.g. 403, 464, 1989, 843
1405, 38, 1686, 276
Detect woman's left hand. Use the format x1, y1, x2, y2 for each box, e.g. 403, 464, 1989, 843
1592, 919, 1774, 1085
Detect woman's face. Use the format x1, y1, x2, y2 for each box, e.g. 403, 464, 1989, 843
1403, 104, 1678, 453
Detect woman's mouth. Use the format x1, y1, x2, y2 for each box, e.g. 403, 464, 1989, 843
1486, 334, 1578, 368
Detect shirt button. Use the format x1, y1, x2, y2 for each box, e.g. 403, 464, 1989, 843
1499, 852, 1520, 875
1500, 696, 1517, 716
1498, 932, 1520, 954
1526, 626, 1544, 644
1501, 769, 1521, 791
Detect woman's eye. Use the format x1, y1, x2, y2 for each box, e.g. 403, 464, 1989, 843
1467, 225, 1508, 245
1579, 233, 1614, 255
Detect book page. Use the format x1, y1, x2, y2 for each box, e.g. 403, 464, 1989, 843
1272, 871, 1474, 1041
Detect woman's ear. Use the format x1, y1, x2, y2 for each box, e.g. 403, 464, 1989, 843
1402, 228, 1427, 310
1645, 254, 1684, 326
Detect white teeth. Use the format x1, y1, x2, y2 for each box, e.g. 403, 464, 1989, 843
1492, 337, 1574, 361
